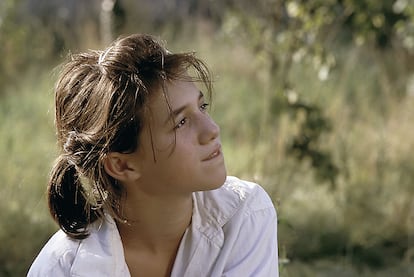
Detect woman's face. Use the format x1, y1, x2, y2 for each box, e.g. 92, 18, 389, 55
129, 79, 226, 196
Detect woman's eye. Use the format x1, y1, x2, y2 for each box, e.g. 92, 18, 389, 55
174, 118, 187, 129
200, 103, 209, 111
173, 103, 209, 130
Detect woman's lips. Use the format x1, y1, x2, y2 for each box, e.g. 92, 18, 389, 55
203, 146, 222, 161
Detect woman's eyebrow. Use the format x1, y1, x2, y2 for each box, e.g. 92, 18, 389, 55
164, 91, 204, 124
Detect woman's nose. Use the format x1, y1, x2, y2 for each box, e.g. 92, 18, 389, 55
198, 114, 220, 144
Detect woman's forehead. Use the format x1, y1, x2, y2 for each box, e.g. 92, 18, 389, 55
146, 80, 200, 122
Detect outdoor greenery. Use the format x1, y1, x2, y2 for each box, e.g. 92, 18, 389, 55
1, 0, 414, 276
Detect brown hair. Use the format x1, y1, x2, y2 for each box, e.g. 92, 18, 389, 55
48, 34, 212, 239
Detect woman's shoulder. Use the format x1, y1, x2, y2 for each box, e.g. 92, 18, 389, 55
28, 216, 128, 276
214, 176, 273, 209
27, 230, 81, 276
193, 176, 275, 228
222, 176, 274, 209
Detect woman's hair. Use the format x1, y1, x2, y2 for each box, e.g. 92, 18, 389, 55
48, 34, 212, 239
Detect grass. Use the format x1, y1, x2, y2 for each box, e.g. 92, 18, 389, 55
1, 31, 414, 276
0, 69, 57, 276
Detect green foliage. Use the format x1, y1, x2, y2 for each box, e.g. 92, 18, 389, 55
340, 0, 413, 48
219, 0, 414, 187
0, 71, 57, 275
0, 0, 27, 89
286, 102, 338, 186
0, 0, 71, 92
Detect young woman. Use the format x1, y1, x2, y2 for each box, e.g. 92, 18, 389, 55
28, 34, 279, 277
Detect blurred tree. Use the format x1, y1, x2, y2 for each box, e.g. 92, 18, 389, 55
339, 0, 412, 49
216, 0, 414, 186
0, 0, 82, 91
0, 0, 30, 90
100, 0, 126, 45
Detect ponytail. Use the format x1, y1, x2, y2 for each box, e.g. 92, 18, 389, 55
47, 156, 99, 239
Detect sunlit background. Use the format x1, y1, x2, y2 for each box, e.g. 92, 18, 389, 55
1, 0, 414, 276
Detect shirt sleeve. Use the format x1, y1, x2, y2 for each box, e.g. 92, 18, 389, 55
221, 189, 279, 277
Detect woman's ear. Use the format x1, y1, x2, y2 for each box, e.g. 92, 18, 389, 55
103, 152, 141, 182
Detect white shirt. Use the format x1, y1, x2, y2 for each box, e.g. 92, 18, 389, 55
28, 176, 279, 276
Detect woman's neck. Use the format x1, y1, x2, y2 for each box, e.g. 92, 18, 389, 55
117, 192, 193, 253
116, 192, 193, 277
